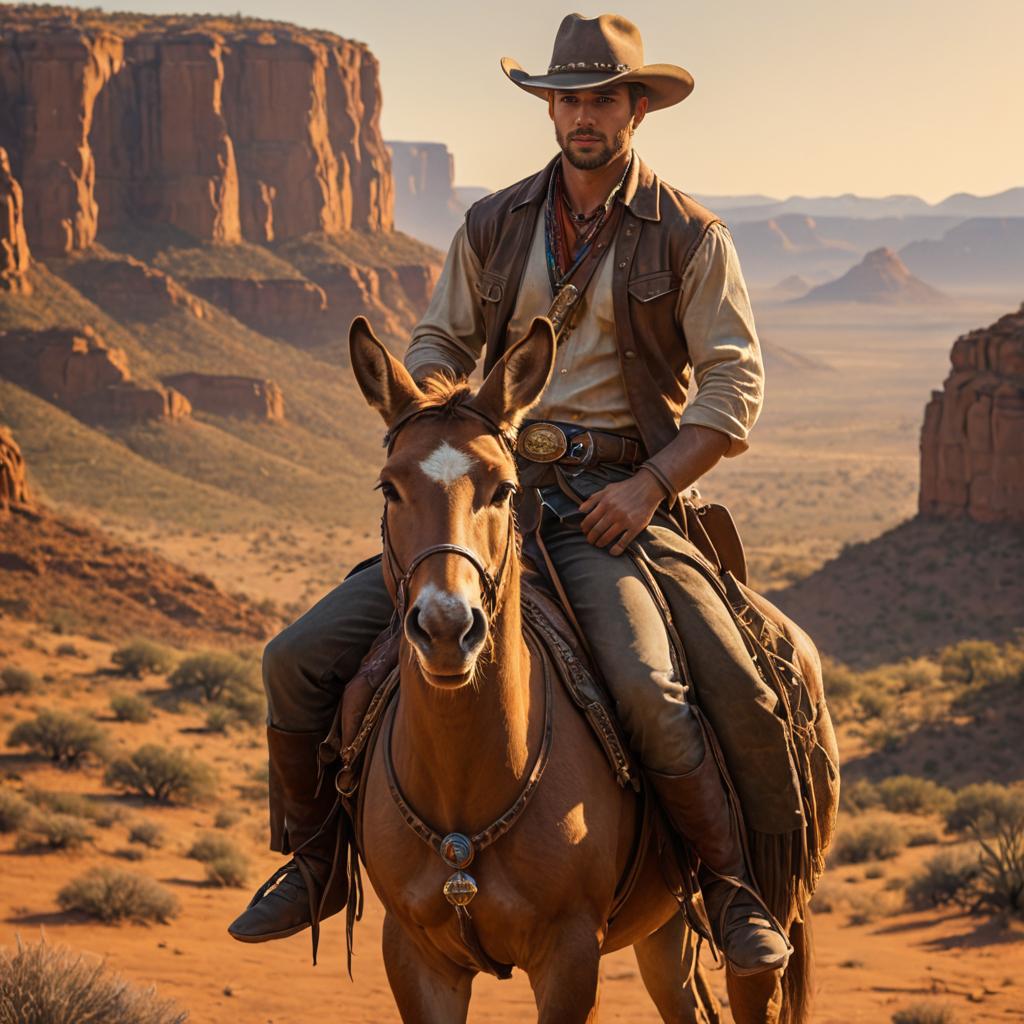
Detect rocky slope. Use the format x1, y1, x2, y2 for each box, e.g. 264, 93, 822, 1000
0, 425, 274, 642
919, 304, 1024, 523
0, 6, 441, 535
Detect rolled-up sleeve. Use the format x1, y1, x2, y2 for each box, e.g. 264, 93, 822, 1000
404, 223, 486, 380
676, 222, 764, 456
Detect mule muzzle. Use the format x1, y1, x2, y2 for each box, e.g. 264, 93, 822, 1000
405, 593, 488, 685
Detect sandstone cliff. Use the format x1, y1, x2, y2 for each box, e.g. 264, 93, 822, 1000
0, 325, 191, 423
0, 146, 31, 292
0, 424, 31, 513
389, 139, 470, 249
0, 7, 394, 254
162, 372, 284, 421
919, 304, 1024, 523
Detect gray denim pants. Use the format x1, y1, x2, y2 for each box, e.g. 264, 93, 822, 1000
264, 500, 710, 776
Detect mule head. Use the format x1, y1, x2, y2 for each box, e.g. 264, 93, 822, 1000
350, 316, 555, 687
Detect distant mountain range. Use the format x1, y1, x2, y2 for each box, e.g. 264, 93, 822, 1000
387, 147, 1024, 293
697, 188, 1024, 222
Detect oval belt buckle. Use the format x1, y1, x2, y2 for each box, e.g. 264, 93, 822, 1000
517, 422, 569, 463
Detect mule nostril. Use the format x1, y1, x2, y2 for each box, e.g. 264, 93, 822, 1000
460, 607, 487, 654
405, 606, 432, 651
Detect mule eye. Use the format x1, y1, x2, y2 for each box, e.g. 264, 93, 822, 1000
491, 481, 517, 506
376, 480, 400, 503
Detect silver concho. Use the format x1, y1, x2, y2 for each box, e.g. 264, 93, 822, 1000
443, 870, 478, 907
439, 832, 474, 869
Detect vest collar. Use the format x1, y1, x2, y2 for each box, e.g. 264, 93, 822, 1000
511, 151, 661, 221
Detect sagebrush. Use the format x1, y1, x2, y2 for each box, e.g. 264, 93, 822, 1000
0, 936, 186, 1024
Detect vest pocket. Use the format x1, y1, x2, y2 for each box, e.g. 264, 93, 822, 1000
627, 270, 679, 303
475, 270, 506, 303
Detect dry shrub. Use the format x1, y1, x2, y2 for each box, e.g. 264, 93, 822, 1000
109, 694, 152, 724
940, 639, 1022, 688
187, 831, 234, 863
204, 851, 249, 887
0, 666, 39, 694
946, 783, 1024, 836
15, 813, 93, 852
214, 806, 241, 829
104, 744, 216, 804
7, 711, 107, 768
110, 639, 174, 679
57, 867, 178, 924
168, 651, 255, 703
832, 814, 906, 864
891, 1004, 957, 1024
875, 775, 953, 816
0, 787, 32, 832
0, 936, 186, 1024
128, 820, 164, 849
906, 849, 980, 910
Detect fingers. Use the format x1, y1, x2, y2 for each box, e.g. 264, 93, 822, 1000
610, 524, 644, 557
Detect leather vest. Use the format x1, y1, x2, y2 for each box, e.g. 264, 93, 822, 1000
465, 154, 722, 458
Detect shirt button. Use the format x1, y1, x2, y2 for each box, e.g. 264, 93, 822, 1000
624, 350, 636, 359
559, 368, 568, 374
618, 260, 627, 268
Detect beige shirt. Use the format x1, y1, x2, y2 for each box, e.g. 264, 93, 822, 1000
406, 202, 764, 456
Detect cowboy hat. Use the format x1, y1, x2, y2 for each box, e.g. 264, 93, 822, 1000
501, 13, 693, 112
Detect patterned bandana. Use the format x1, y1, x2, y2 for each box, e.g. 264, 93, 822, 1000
543, 154, 632, 295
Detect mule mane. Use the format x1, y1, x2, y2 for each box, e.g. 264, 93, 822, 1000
416, 372, 477, 415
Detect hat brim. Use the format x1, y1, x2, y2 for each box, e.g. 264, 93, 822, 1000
501, 56, 693, 112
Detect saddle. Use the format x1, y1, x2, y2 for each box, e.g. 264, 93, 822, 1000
314, 569, 672, 978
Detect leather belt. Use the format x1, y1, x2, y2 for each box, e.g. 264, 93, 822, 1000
516, 420, 644, 469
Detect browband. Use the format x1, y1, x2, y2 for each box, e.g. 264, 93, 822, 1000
383, 403, 516, 455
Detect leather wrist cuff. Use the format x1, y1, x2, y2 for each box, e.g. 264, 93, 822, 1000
638, 462, 678, 507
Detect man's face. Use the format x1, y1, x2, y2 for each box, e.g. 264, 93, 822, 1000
549, 85, 647, 170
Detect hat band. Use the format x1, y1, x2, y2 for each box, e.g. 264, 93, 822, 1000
546, 61, 632, 74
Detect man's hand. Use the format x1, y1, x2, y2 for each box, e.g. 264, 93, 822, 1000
578, 470, 667, 556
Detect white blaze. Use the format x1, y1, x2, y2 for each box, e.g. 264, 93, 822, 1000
418, 441, 474, 486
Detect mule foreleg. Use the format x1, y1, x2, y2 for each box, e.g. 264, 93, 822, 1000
527, 924, 602, 1024
382, 913, 473, 1024
725, 966, 783, 1024
633, 917, 722, 1023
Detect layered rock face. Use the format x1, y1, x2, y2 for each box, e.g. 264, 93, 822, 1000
187, 277, 327, 340
0, 147, 31, 292
0, 325, 191, 423
920, 304, 1024, 523
65, 255, 204, 322
163, 372, 285, 421
0, 425, 32, 513
0, 10, 394, 253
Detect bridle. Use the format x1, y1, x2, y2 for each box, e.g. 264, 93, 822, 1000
379, 404, 519, 622
375, 402, 552, 979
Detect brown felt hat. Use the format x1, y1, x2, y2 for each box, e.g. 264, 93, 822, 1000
501, 13, 694, 112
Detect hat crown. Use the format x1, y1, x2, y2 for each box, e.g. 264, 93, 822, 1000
547, 13, 644, 75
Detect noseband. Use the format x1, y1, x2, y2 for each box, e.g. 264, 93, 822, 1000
379, 405, 518, 620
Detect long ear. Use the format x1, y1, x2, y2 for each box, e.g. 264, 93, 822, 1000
349, 317, 422, 425
469, 317, 556, 432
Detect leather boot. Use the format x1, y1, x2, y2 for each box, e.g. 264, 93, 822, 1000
648, 748, 792, 976
228, 727, 348, 949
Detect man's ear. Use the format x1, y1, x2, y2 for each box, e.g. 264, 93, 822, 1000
349, 317, 422, 425
469, 317, 556, 433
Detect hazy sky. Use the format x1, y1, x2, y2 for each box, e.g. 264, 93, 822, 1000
57, 0, 1024, 201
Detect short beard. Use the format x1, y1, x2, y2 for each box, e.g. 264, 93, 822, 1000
556, 123, 632, 170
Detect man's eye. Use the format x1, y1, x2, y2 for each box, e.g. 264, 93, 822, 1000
491, 481, 518, 506
377, 481, 400, 503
